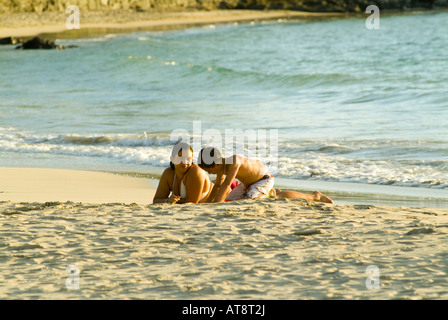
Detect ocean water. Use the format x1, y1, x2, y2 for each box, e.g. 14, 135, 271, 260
1, 12, 448, 204
1, 12, 448, 302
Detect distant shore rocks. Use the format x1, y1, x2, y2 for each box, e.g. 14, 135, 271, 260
15, 37, 78, 50
228, 0, 448, 12
0, 37, 78, 50
0, 37, 22, 45
0, 0, 447, 13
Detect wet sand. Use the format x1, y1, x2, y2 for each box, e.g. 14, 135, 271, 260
0, 9, 347, 39
0, 167, 447, 299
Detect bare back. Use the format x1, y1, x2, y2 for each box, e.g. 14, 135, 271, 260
224, 155, 268, 185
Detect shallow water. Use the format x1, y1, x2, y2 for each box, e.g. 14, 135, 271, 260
1, 12, 447, 193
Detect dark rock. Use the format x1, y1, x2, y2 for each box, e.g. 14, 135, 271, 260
0, 37, 13, 45
15, 37, 57, 49
0, 37, 24, 45
15, 37, 78, 50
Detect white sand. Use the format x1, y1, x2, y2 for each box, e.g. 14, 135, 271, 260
0, 167, 155, 204
0, 167, 447, 299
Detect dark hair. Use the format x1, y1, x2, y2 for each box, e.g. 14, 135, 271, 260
170, 141, 193, 170
198, 147, 223, 169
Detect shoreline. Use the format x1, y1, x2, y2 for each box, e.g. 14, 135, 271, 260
0, 9, 347, 39
2, 170, 447, 300
0, 167, 156, 204
1, 167, 448, 209
2, 9, 447, 300
1, 187, 447, 300
1, 8, 447, 39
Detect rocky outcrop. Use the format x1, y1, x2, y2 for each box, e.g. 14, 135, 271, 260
0, 37, 16, 44
231, 0, 448, 12
0, 0, 447, 13
14, 37, 78, 49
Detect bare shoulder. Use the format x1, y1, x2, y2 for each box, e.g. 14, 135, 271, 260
186, 164, 207, 178
184, 165, 209, 187
161, 167, 175, 181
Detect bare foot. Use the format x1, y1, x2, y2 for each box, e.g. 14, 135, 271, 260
313, 191, 334, 204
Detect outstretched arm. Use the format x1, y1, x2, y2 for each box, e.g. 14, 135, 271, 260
153, 168, 180, 204
213, 164, 240, 203
206, 170, 223, 203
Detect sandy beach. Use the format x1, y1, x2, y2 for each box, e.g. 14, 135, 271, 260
0, 9, 347, 39
1, 167, 447, 299
1, 7, 448, 300
0, 167, 156, 204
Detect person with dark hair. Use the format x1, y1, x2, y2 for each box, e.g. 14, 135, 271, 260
198, 147, 275, 203
198, 147, 333, 204
153, 142, 212, 204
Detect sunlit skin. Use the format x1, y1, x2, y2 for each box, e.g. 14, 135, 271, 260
202, 155, 333, 204
203, 155, 270, 203
156, 147, 333, 205
273, 189, 333, 204
153, 149, 212, 204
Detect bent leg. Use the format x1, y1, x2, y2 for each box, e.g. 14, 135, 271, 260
244, 176, 275, 200
225, 183, 246, 201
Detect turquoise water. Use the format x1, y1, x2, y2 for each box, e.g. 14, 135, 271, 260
1, 12, 448, 196
2, 13, 448, 301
